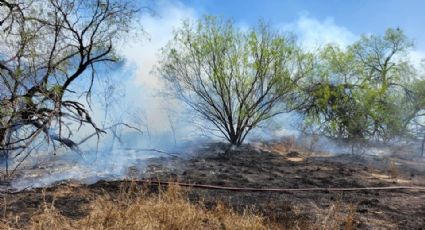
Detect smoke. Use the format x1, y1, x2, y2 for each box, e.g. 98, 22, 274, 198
8, 3, 425, 190
280, 14, 357, 51
6, 1, 198, 190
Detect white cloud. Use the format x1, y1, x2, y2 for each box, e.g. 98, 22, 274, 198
282, 15, 357, 50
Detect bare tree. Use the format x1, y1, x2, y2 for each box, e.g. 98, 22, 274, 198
0, 0, 139, 176
159, 17, 313, 146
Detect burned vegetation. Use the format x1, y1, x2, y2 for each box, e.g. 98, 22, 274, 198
0, 1, 425, 229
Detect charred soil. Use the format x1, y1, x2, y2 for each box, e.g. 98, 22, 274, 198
1, 141, 425, 229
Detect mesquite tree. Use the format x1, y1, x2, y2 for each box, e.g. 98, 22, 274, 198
298, 28, 419, 147
0, 0, 138, 175
159, 17, 313, 146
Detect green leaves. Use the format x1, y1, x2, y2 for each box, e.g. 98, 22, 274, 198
159, 16, 308, 146
50, 84, 63, 97
161, 17, 424, 145
300, 28, 418, 141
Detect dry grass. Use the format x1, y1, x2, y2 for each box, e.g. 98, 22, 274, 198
388, 159, 399, 179
0, 186, 360, 230
297, 134, 320, 152
3, 183, 268, 230
319, 198, 357, 230
260, 135, 298, 154
0, 182, 359, 230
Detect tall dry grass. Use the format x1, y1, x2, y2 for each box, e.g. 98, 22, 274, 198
2, 183, 268, 230
0, 182, 358, 229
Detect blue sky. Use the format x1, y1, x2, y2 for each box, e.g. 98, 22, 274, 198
179, 0, 425, 50
117, 0, 425, 136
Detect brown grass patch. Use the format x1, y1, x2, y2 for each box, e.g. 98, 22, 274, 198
388, 160, 399, 179
319, 198, 358, 230
3, 183, 268, 230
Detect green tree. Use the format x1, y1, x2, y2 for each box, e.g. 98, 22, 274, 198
406, 79, 425, 157
159, 17, 313, 146
299, 28, 414, 143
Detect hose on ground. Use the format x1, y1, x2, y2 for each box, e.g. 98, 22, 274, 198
138, 179, 425, 192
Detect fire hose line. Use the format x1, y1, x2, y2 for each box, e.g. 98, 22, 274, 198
139, 180, 425, 192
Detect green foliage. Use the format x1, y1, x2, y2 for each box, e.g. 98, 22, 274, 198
411, 80, 425, 109
160, 16, 312, 146
299, 28, 415, 141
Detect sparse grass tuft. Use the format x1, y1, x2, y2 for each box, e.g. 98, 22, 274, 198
319, 197, 358, 230
389, 160, 399, 179
77, 183, 267, 230
344, 204, 356, 230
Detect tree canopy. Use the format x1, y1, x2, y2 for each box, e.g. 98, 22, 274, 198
159, 17, 313, 146
298, 28, 417, 142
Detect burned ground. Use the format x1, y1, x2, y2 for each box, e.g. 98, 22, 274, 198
1, 141, 425, 229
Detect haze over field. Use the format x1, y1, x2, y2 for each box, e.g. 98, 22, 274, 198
115, 0, 425, 139
1, 1, 425, 229
1, 0, 425, 189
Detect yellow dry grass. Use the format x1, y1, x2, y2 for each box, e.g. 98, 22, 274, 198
2, 183, 268, 230
0, 181, 359, 230
319, 199, 357, 230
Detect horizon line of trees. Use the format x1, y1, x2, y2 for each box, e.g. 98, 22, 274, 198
1, 0, 425, 179
159, 16, 425, 155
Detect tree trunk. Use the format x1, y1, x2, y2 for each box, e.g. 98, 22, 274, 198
229, 134, 239, 147
0, 128, 11, 177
